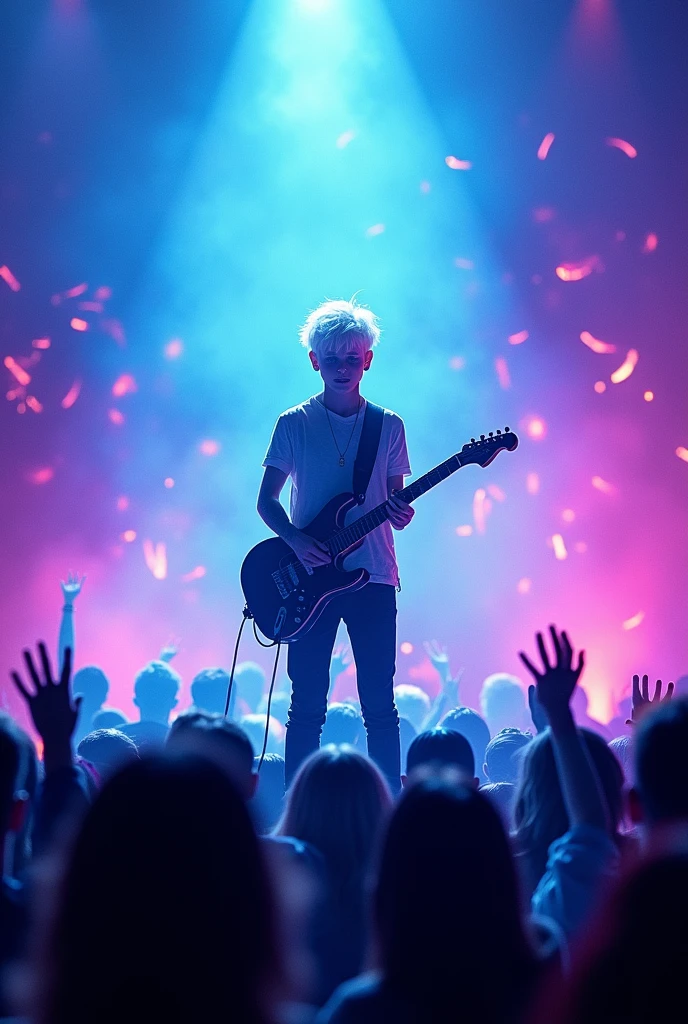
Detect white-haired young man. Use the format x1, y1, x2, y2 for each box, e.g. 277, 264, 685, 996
257, 300, 413, 790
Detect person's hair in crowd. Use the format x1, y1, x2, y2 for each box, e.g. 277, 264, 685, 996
234, 662, 266, 714
481, 781, 517, 831
480, 673, 528, 734
167, 711, 257, 800
484, 729, 531, 785
132, 660, 180, 725
321, 703, 365, 748
190, 667, 230, 715
405, 727, 475, 779
252, 753, 285, 834
440, 706, 492, 784
632, 695, 688, 826
393, 684, 431, 732
76, 729, 139, 781
90, 709, 128, 731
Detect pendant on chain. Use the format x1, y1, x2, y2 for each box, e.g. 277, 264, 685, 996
339, 456, 345, 467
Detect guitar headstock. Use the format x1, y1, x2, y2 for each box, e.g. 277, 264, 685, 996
458, 428, 519, 468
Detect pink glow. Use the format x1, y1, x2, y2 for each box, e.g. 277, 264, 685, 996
642, 233, 658, 253
70, 318, 88, 332
622, 611, 645, 631
455, 524, 473, 537
526, 472, 540, 495
508, 330, 529, 345
112, 374, 137, 397
610, 349, 639, 384
61, 380, 82, 409
336, 130, 356, 148
400, 641, 414, 655
32, 338, 51, 349
4, 357, 31, 386
0, 265, 21, 291
552, 533, 568, 560
365, 224, 385, 237
594, 380, 607, 393
592, 475, 617, 496
199, 439, 221, 456
517, 577, 532, 594
182, 565, 206, 582
143, 540, 167, 580
164, 338, 184, 360
108, 409, 125, 425
495, 356, 511, 390
445, 155, 472, 170
537, 132, 555, 160
556, 256, 602, 282
580, 331, 616, 354
27, 467, 54, 485
606, 137, 637, 158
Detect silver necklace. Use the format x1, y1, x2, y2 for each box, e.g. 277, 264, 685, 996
323, 396, 363, 467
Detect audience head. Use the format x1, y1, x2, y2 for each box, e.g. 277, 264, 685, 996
253, 753, 285, 834
405, 728, 475, 782
632, 696, 688, 827
190, 667, 230, 715
235, 661, 266, 714
608, 735, 633, 784
0, 715, 23, 839
241, 714, 284, 757
484, 729, 531, 784
133, 661, 180, 725
258, 690, 290, 727
480, 673, 528, 733
393, 684, 430, 732
440, 706, 492, 783
72, 666, 109, 710
276, 745, 391, 894
76, 729, 139, 781
33, 754, 280, 1024
375, 772, 535, 1019
321, 703, 365, 747
481, 781, 516, 831
91, 709, 128, 731
167, 711, 257, 800
514, 728, 624, 893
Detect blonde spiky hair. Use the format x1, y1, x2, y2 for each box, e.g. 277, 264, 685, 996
299, 298, 380, 358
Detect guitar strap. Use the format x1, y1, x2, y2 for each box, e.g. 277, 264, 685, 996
352, 401, 384, 506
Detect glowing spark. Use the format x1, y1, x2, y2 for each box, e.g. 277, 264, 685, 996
473, 488, 491, 534
17, 403, 25, 414
552, 534, 568, 560
517, 577, 532, 595
26, 396, 42, 413
676, 447, 688, 463
606, 137, 637, 158
533, 207, 556, 223
644, 390, 654, 402
580, 331, 616, 354
6, 388, 23, 401
112, 374, 137, 397
574, 541, 588, 554
592, 475, 617, 496
0, 266, 21, 291
182, 566, 207, 583
523, 415, 547, 441
164, 477, 174, 489
101, 319, 126, 345
610, 349, 639, 384
594, 381, 606, 393
537, 133, 555, 160
445, 155, 472, 170
454, 257, 475, 270
199, 439, 220, 457
32, 338, 50, 349
642, 233, 658, 253
448, 356, 465, 371
27, 467, 54, 485
61, 380, 82, 409
455, 525, 473, 537
94, 286, 112, 301
70, 318, 88, 332
420, 180, 431, 194
78, 301, 103, 313
336, 130, 356, 148
116, 496, 129, 511
495, 357, 511, 390
487, 485, 505, 502
562, 509, 575, 523
365, 224, 385, 237
108, 409, 125, 425
122, 530, 137, 543
4, 356, 31, 386
164, 338, 184, 360
622, 611, 645, 631
400, 641, 414, 655
508, 330, 529, 345
64, 283, 88, 299
555, 256, 602, 281
526, 472, 540, 495
143, 540, 167, 580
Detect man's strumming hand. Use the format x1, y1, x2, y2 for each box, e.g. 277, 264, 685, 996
287, 528, 331, 568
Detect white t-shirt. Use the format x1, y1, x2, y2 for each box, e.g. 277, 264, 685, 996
263, 395, 411, 587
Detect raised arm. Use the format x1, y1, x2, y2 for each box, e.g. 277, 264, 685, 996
257, 465, 330, 567
58, 572, 86, 673
421, 640, 462, 730
519, 626, 608, 832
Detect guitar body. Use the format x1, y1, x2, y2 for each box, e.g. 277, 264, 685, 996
241, 493, 370, 643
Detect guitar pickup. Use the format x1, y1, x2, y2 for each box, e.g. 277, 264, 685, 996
271, 570, 289, 599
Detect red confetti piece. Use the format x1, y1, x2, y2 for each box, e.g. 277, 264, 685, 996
555, 256, 602, 281
143, 539, 167, 581
537, 132, 555, 160
181, 566, 207, 583
32, 338, 51, 349
473, 488, 491, 534
606, 137, 637, 158
517, 577, 532, 595
552, 533, 568, 560
508, 330, 529, 345
336, 130, 356, 149
64, 283, 88, 299
580, 331, 616, 354
199, 439, 220, 457
122, 530, 137, 543
445, 156, 472, 170
27, 467, 54, 485
592, 475, 617, 496
642, 233, 658, 253
455, 525, 473, 537
495, 356, 511, 390
454, 257, 475, 270
365, 224, 385, 237
676, 447, 688, 464
0, 266, 21, 291
622, 611, 645, 631
112, 374, 137, 397
70, 318, 88, 332
610, 349, 639, 384
164, 338, 184, 360
400, 642, 414, 655
61, 380, 82, 409
526, 472, 540, 495
4, 356, 31, 386
594, 381, 606, 393
26, 396, 42, 413
108, 409, 125, 425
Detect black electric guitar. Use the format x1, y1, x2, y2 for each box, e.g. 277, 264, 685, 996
241, 429, 518, 642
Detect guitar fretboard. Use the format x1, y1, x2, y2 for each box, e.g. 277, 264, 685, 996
327, 453, 463, 556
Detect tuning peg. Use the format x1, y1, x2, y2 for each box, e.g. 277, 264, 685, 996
480, 434, 485, 440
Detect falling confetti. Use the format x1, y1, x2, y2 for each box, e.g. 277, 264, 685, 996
454, 257, 475, 270
365, 224, 385, 237
517, 577, 532, 594
4, 356, 31, 386
522, 415, 547, 441
64, 283, 88, 299
112, 374, 137, 397
108, 409, 125, 425
164, 477, 175, 489
562, 509, 576, 523
537, 133, 555, 160
526, 472, 540, 495
555, 256, 602, 282
495, 357, 511, 390
336, 130, 356, 149
182, 566, 207, 583
400, 641, 414, 655
199, 439, 221, 457
606, 137, 637, 158
445, 155, 472, 170
622, 611, 645, 631
70, 318, 88, 332
508, 330, 529, 345
642, 233, 658, 253
143, 540, 167, 581
27, 467, 54, 485
473, 488, 491, 534
94, 286, 112, 301
610, 349, 639, 384
676, 447, 688, 464
122, 530, 137, 543
644, 391, 654, 402
78, 301, 103, 313
592, 475, 617, 496
101, 319, 126, 346
61, 380, 82, 409
552, 534, 568, 560
455, 525, 473, 537
0, 266, 21, 291
594, 381, 607, 393
25, 396, 43, 414
116, 496, 130, 511
32, 338, 51, 349
164, 338, 184, 360
580, 331, 616, 354
487, 484, 506, 502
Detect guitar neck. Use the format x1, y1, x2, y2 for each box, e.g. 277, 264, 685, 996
327, 453, 463, 556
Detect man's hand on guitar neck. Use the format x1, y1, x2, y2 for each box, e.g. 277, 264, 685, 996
286, 527, 332, 568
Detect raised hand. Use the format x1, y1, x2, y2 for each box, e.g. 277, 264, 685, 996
423, 639, 451, 683
159, 636, 181, 663
519, 625, 585, 727
626, 674, 674, 725
61, 571, 86, 607
527, 683, 548, 734
11, 643, 80, 768
331, 641, 352, 679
